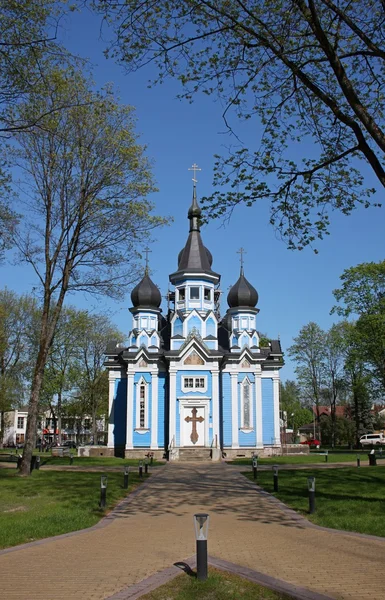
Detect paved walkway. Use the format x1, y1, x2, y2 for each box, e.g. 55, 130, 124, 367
0, 462, 384, 600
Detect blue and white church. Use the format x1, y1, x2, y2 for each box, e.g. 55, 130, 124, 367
105, 180, 284, 460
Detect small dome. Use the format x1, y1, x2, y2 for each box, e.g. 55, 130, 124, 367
131, 274, 161, 308
227, 271, 258, 308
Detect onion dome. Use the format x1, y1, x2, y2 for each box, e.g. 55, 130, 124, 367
227, 268, 258, 308
131, 273, 161, 308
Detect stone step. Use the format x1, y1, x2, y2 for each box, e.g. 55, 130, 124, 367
178, 448, 212, 462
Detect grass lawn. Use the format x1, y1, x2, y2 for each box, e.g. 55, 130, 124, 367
231, 450, 384, 465
141, 568, 292, 600
0, 468, 147, 549
243, 466, 385, 537
0, 449, 163, 468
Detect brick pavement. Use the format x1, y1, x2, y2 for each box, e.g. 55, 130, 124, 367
0, 462, 384, 600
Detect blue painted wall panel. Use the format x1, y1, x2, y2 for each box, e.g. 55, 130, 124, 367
262, 378, 274, 444
113, 378, 127, 446
222, 373, 232, 447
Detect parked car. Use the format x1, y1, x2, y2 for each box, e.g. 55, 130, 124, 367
359, 433, 385, 447
300, 439, 321, 449
62, 440, 77, 449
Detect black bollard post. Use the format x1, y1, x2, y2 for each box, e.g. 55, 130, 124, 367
145, 458, 149, 474
368, 450, 377, 466
324, 451, 328, 463
308, 477, 316, 514
150, 455, 153, 465
100, 475, 107, 508
273, 465, 279, 492
70, 455, 73, 466
124, 466, 129, 489
139, 460, 143, 478
357, 455, 361, 468
194, 514, 209, 581
35, 455, 40, 470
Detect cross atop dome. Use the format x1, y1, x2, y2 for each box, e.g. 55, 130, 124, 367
188, 163, 201, 188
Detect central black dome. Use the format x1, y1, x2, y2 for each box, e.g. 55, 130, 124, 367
131, 274, 161, 308
227, 271, 258, 308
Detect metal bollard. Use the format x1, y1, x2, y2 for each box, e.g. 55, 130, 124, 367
145, 458, 149, 474
273, 465, 278, 492
70, 455, 73, 465
357, 455, 360, 468
324, 451, 328, 463
194, 514, 209, 581
100, 475, 108, 508
139, 460, 143, 478
308, 477, 316, 514
35, 455, 40, 470
124, 466, 129, 489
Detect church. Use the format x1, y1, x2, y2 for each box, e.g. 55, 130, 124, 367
105, 177, 283, 460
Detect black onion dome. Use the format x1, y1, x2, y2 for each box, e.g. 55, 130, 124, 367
178, 245, 213, 267
227, 270, 258, 308
131, 274, 161, 308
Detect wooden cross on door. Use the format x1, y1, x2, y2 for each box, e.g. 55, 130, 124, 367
185, 407, 204, 444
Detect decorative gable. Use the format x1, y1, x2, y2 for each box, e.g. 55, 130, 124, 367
241, 358, 250, 368
184, 350, 204, 365
138, 358, 148, 367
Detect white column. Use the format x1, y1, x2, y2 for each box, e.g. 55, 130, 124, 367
273, 376, 281, 446
231, 372, 239, 448
169, 369, 177, 446
255, 374, 263, 449
151, 371, 158, 448
126, 373, 134, 449
211, 369, 220, 447
107, 374, 116, 448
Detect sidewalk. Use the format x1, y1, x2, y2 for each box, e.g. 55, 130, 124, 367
0, 462, 384, 600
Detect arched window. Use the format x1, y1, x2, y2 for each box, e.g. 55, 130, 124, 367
136, 378, 149, 429
241, 378, 253, 430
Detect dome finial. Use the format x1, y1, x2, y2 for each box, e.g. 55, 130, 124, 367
237, 247, 246, 276
144, 246, 151, 276
187, 163, 202, 232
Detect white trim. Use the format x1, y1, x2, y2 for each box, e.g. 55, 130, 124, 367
151, 372, 158, 448
231, 373, 239, 448
255, 374, 263, 448
169, 370, 177, 445
273, 377, 281, 446
211, 369, 220, 446
108, 375, 115, 448
126, 373, 134, 449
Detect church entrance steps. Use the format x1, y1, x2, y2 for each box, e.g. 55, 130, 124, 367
178, 447, 213, 462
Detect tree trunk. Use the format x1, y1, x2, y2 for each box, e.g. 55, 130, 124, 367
92, 398, 97, 445
0, 410, 4, 448
58, 391, 62, 445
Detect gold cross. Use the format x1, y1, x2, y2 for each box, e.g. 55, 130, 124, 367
188, 163, 202, 184
185, 407, 204, 445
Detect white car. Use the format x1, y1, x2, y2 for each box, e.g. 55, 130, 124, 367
360, 433, 385, 446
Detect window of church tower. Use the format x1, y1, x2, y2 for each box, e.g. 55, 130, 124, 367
135, 379, 149, 430
182, 376, 207, 392
190, 287, 200, 300
240, 379, 253, 430
179, 288, 186, 301
204, 287, 211, 301
139, 385, 145, 428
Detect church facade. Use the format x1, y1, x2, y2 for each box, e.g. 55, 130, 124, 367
105, 184, 283, 460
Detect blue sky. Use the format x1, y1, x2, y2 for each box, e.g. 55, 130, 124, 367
2, 7, 384, 381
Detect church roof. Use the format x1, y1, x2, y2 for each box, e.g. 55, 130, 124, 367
227, 268, 258, 308
131, 272, 161, 309
169, 186, 220, 283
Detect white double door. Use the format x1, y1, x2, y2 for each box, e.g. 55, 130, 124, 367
181, 404, 206, 447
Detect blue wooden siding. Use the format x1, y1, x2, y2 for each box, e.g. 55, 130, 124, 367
222, 373, 232, 447
173, 318, 183, 336
158, 372, 166, 448
206, 317, 215, 337
133, 372, 151, 447
262, 378, 274, 444
187, 315, 201, 335
113, 378, 127, 446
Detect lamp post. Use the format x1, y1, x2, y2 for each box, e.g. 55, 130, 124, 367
100, 475, 108, 508
308, 476, 316, 514
273, 465, 279, 492
193, 513, 209, 581
124, 466, 129, 489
